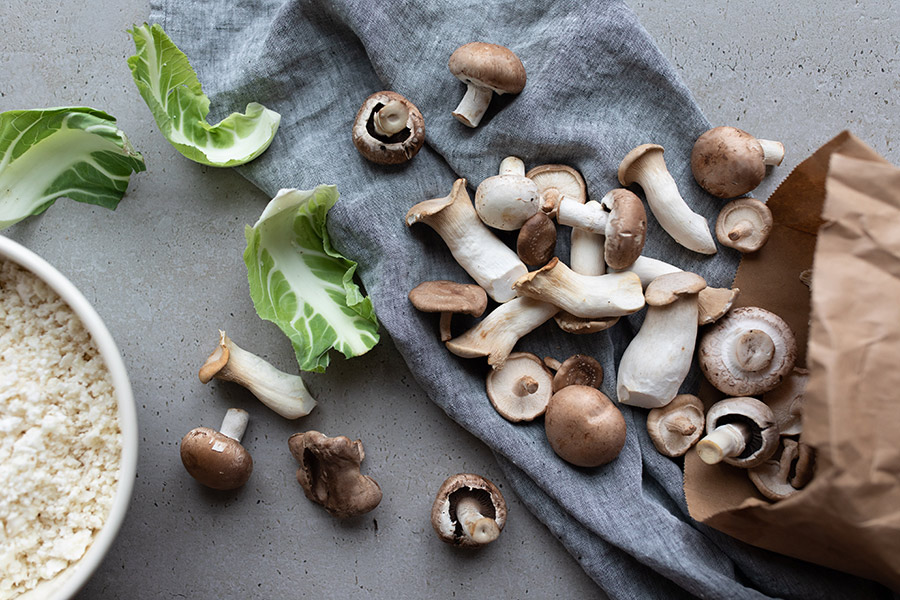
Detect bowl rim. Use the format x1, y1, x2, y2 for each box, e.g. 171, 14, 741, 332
0, 234, 138, 599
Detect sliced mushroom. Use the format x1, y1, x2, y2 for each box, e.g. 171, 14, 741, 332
288, 431, 382, 518
486, 352, 553, 422
748, 438, 815, 501
618, 144, 717, 255
406, 179, 527, 302
545, 385, 626, 467
408, 280, 488, 342
646, 394, 705, 457
762, 367, 809, 436
180, 408, 253, 490
516, 212, 557, 266
691, 126, 784, 198
475, 157, 542, 230
352, 91, 425, 164
526, 163, 586, 218
715, 198, 773, 253
556, 189, 648, 270
699, 307, 797, 396
549, 354, 603, 392
696, 397, 779, 468
448, 42, 526, 128
616, 272, 707, 409
431, 473, 507, 547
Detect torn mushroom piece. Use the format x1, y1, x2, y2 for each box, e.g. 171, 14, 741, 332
513, 258, 645, 320
762, 367, 809, 436
475, 157, 541, 231
408, 280, 488, 342
199, 331, 316, 419
406, 179, 527, 302
288, 431, 382, 518
715, 198, 773, 253
516, 212, 557, 266
545, 385, 627, 467
486, 352, 553, 422
526, 163, 586, 218
448, 42, 526, 128
699, 307, 797, 396
696, 397, 779, 468
556, 189, 648, 270
646, 394, 705, 457
691, 126, 785, 198
180, 408, 253, 490
748, 438, 816, 501
431, 474, 507, 547
618, 144, 717, 255
616, 272, 707, 409
352, 91, 425, 164
446, 296, 559, 369
547, 354, 603, 393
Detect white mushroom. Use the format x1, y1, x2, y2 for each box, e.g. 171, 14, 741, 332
616, 272, 707, 409
445, 296, 559, 368
696, 397, 779, 468
513, 258, 645, 319
618, 144, 717, 255
475, 157, 542, 230
748, 438, 815, 501
406, 179, 527, 302
525, 163, 586, 218
762, 367, 809, 436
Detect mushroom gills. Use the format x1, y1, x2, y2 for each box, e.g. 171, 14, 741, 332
450, 488, 498, 543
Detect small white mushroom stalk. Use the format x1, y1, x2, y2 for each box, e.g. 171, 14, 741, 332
406, 179, 526, 302
452, 85, 494, 128
372, 100, 409, 136
219, 408, 249, 442
199, 331, 317, 419
455, 496, 500, 544
696, 422, 749, 464
759, 139, 785, 166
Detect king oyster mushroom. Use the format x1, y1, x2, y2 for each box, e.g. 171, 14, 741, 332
475, 156, 542, 231
715, 197, 773, 253
696, 397, 779, 468
448, 42, 526, 128
431, 473, 507, 546
352, 90, 425, 164
486, 352, 553, 422
406, 179, 527, 302
699, 307, 797, 396
691, 126, 785, 199
646, 394, 705, 457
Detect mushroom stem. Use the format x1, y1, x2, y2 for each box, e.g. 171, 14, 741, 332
734, 329, 775, 372
557, 198, 609, 234
439, 312, 454, 342
455, 496, 500, 544
515, 376, 539, 396
759, 139, 785, 166
499, 156, 526, 177
728, 219, 754, 241
372, 100, 409, 137
452, 84, 494, 128
570, 228, 605, 276
543, 356, 563, 371
665, 415, 697, 436
200, 331, 317, 420
696, 422, 750, 464
219, 408, 249, 443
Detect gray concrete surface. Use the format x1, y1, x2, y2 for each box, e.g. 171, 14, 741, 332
1, 1, 897, 598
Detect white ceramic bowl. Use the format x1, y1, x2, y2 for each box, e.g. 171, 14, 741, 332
0, 235, 138, 600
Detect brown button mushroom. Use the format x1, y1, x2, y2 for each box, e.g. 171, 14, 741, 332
646, 394, 705, 457
525, 164, 587, 218
485, 352, 553, 422
556, 189, 648, 270
543, 354, 604, 393
748, 438, 815, 501
516, 211, 557, 266
288, 431, 382, 518
696, 397, 779, 468
431, 473, 507, 547
715, 198, 773, 253
352, 91, 425, 165
448, 42, 526, 128
762, 367, 809, 436
544, 385, 627, 467
408, 280, 488, 342
699, 307, 797, 396
691, 126, 785, 198
180, 408, 253, 490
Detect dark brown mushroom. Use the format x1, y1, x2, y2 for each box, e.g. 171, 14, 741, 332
409, 280, 488, 341
352, 91, 425, 164
547, 354, 604, 393
180, 408, 253, 490
516, 212, 557, 266
431, 473, 507, 547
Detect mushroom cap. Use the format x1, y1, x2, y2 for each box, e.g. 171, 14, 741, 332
617, 144, 665, 187
486, 352, 553, 422
405, 178, 467, 227
691, 126, 767, 198
699, 307, 797, 396
600, 188, 648, 269
288, 431, 382, 518
516, 212, 557, 266
748, 438, 814, 501
551, 354, 604, 392
448, 42, 526, 95
408, 280, 488, 316
352, 91, 425, 165
180, 427, 253, 490
431, 473, 507, 547
644, 271, 707, 307
553, 312, 620, 334
198, 329, 229, 383
704, 396, 779, 468
647, 394, 705, 457
525, 164, 587, 217
762, 367, 809, 436
715, 197, 774, 253
697, 286, 740, 326
544, 385, 627, 467
475, 172, 541, 230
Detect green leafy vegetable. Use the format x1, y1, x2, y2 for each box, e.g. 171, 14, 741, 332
244, 186, 379, 372
127, 23, 280, 167
0, 107, 146, 230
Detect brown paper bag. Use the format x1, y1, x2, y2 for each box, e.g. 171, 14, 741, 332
684, 131, 900, 590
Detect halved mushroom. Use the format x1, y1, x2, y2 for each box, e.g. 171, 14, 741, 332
406, 179, 527, 302
408, 280, 488, 342
486, 352, 553, 422
696, 397, 779, 468
545, 385, 627, 467
691, 126, 784, 198
715, 198, 773, 253
352, 91, 425, 164
449, 42, 526, 128
475, 157, 542, 230
748, 438, 815, 501
526, 164, 586, 218
699, 307, 797, 396
618, 144, 717, 255
556, 189, 648, 270
516, 212, 557, 266
431, 473, 507, 547
646, 394, 705, 457
762, 367, 809, 436
180, 408, 253, 490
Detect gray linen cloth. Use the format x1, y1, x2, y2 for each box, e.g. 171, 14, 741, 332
150, 1, 893, 598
